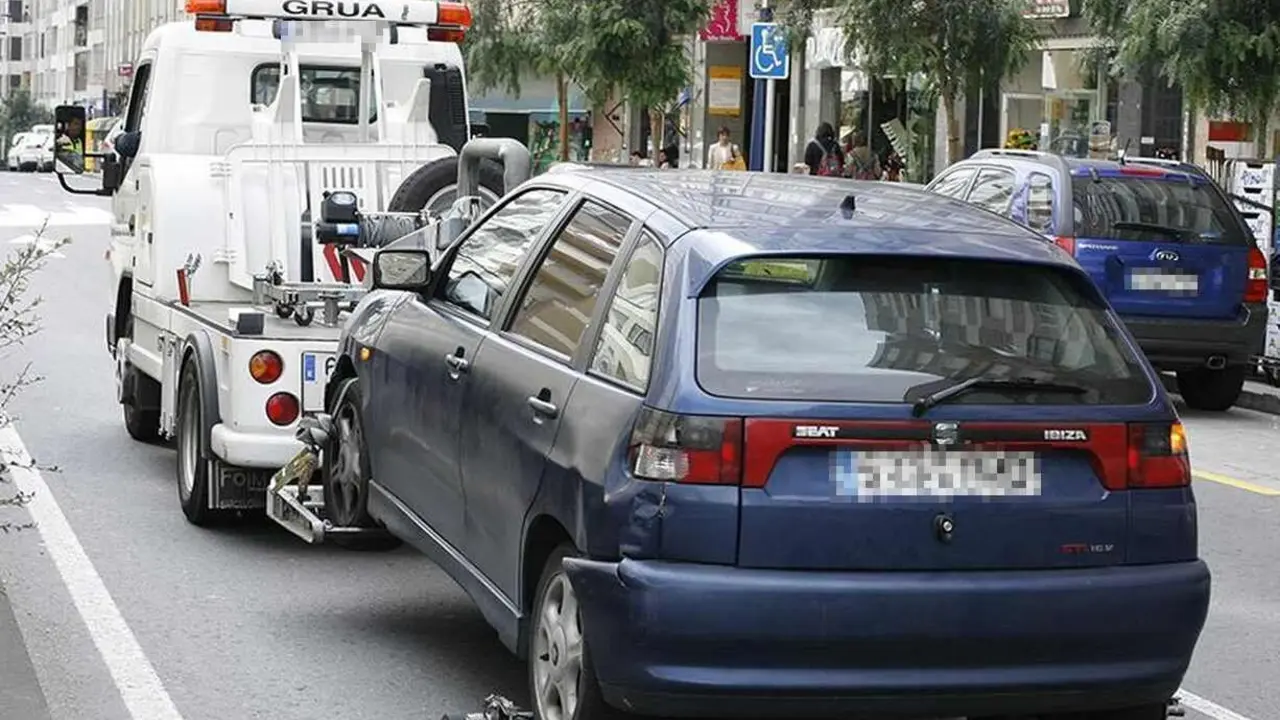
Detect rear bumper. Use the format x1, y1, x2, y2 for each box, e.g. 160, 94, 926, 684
1123, 303, 1266, 370
564, 558, 1210, 718
209, 422, 303, 468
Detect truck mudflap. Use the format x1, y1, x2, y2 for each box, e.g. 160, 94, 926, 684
265, 414, 394, 545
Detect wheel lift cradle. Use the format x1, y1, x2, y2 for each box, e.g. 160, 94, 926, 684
265, 138, 533, 544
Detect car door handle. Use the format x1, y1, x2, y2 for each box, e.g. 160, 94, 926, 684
527, 396, 559, 419
445, 352, 469, 378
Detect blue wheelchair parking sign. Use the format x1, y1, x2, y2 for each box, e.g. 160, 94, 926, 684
750, 22, 790, 80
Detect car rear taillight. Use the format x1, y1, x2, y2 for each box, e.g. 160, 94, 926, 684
1245, 246, 1268, 303
1126, 422, 1190, 489
628, 408, 742, 485
1053, 236, 1076, 255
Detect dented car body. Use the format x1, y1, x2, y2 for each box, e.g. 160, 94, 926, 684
327, 168, 1209, 719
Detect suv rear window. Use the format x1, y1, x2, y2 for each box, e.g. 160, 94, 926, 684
1072, 174, 1247, 245
696, 255, 1153, 405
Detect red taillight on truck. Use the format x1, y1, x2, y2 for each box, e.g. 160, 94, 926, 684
1245, 246, 1268, 303
249, 350, 283, 384
1126, 422, 1190, 489
628, 408, 742, 485
265, 392, 300, 426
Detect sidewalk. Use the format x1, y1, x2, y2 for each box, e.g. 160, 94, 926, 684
1160, 373, 1280, 416
0, 584, 52, 720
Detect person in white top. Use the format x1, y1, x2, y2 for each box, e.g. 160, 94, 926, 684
706, 126, 739, 169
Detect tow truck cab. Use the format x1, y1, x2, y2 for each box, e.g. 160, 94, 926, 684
54, 0, 487, 524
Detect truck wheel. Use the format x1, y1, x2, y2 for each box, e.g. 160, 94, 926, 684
175, 360, 225, 526
122, 377, 161, 442
324, 378, 401, 551
529, 544, 623, 720
1176, 366, 1246, 412
386, 156, 505, 218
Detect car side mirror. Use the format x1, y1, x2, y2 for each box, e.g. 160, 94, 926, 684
53, 104, 87, 175
371, 249, 432, 291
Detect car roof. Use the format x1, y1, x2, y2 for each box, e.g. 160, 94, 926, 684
964, 150, 1205, 180
538, 168, 1085, 299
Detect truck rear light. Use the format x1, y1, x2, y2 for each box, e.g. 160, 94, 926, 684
436, 1, 473, 28
427, 27, 466, 42
1126, 422, 1190, 489
1052, 236, 1076, 255
249, 350, 283, 384
265, 392, 300, 426
628, 408, 742, 485
185, 0, 225, 13
1245, 246, 1268, 303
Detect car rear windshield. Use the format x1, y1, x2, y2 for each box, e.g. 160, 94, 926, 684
1072, 174, 1248, 245
695, 255, 1154, 405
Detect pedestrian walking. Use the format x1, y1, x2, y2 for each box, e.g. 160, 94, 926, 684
844, 131, 881, 180
707, 126, 741, 169
804, 122, 845, 176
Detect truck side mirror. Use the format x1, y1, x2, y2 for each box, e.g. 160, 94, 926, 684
53, 104, 87, 175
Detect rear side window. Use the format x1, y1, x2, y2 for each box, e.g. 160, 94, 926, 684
1026, 173, 1055, 234
696, 256, 1152, 405
929, 167, 975, 198
1072, 175, 1248, 245
966, 168, 1016, 214
589, 231, 663, 390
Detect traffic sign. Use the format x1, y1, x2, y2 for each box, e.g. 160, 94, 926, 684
749, 22, 789, 80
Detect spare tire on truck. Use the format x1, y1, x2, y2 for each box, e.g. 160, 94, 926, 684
386, 155, 506, 219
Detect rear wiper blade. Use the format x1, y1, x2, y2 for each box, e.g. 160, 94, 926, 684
1110, 221, 1197, 242
908, 376, 1089, 417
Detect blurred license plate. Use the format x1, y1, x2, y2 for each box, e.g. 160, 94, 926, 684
832, 449, 1041, 500
1128, 269, 1198, 294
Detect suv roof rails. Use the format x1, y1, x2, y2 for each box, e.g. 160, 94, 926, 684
969, 148, 1071, 172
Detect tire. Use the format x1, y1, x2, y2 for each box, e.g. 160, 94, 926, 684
323, 378, 401, 551
386, 156, 505, 218
1176, 366, 1246, 411
529, 544, 624, 720
175, 360, 225, 526
121, 366, 161, 443
1042, 701, 1170, 720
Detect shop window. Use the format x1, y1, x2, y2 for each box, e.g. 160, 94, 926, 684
1026, 173, 1054, 234
966, 168, 1017, 215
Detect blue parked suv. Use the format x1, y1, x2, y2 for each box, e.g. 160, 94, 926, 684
926, 149, 1268, 411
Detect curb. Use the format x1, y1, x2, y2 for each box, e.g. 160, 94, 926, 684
1160, 374, 1280, 416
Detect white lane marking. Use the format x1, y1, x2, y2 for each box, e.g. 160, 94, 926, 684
0, 203, 112, 228
0, 423, 185, 720
1179, 689, 1256, 720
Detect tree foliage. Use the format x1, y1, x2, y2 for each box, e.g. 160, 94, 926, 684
0, 223, 69, 531
0, 89, 53, 144
465, 0, 709, 162
775, 0, 1041, 164
1082, 0, 1280, 134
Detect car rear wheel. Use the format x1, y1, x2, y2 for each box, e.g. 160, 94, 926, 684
529, 544, 623, 720
1176, 366, 1245, 411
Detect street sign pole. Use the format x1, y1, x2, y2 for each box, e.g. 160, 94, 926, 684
749, 12, 789, 173
763, 78, 776, 172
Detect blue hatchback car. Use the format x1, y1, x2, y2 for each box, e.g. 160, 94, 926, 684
330, 170, 1209, 720
926, 150, 1268, 412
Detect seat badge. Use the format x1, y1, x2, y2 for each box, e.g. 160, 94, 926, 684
933, 422, 959, 446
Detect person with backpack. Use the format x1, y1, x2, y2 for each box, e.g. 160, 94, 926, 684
844, 130, 882, 180
804, 122, 845, 177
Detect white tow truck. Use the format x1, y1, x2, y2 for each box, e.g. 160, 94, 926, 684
53, 0, 506, 525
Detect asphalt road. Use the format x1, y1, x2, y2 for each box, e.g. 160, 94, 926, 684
0, 170, 1275, 720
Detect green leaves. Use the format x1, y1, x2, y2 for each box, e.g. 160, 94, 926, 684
1083, 0, 1280, 129
0, 90, 53, 143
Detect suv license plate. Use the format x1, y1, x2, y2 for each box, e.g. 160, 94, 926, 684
1128, 269, 1198, 295
832, 449, 1041, 501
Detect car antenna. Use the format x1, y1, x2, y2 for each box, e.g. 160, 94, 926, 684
840, 194, 856, 219
1118, 138, 1132, 164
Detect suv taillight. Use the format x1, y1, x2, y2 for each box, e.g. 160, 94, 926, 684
1053, 236, 1076, 255
1126, 422, 1190, 489
1245, 246, 1268, 303
629, 408, 742, 485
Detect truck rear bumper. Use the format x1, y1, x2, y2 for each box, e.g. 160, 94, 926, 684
210, 422, 302, 468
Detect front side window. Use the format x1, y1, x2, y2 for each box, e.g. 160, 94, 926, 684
441, 188, 568, 321
251, 65, 374, 124
696, 255, 1152, 405
589, 232, 663, 389
508, 201, 633, 358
